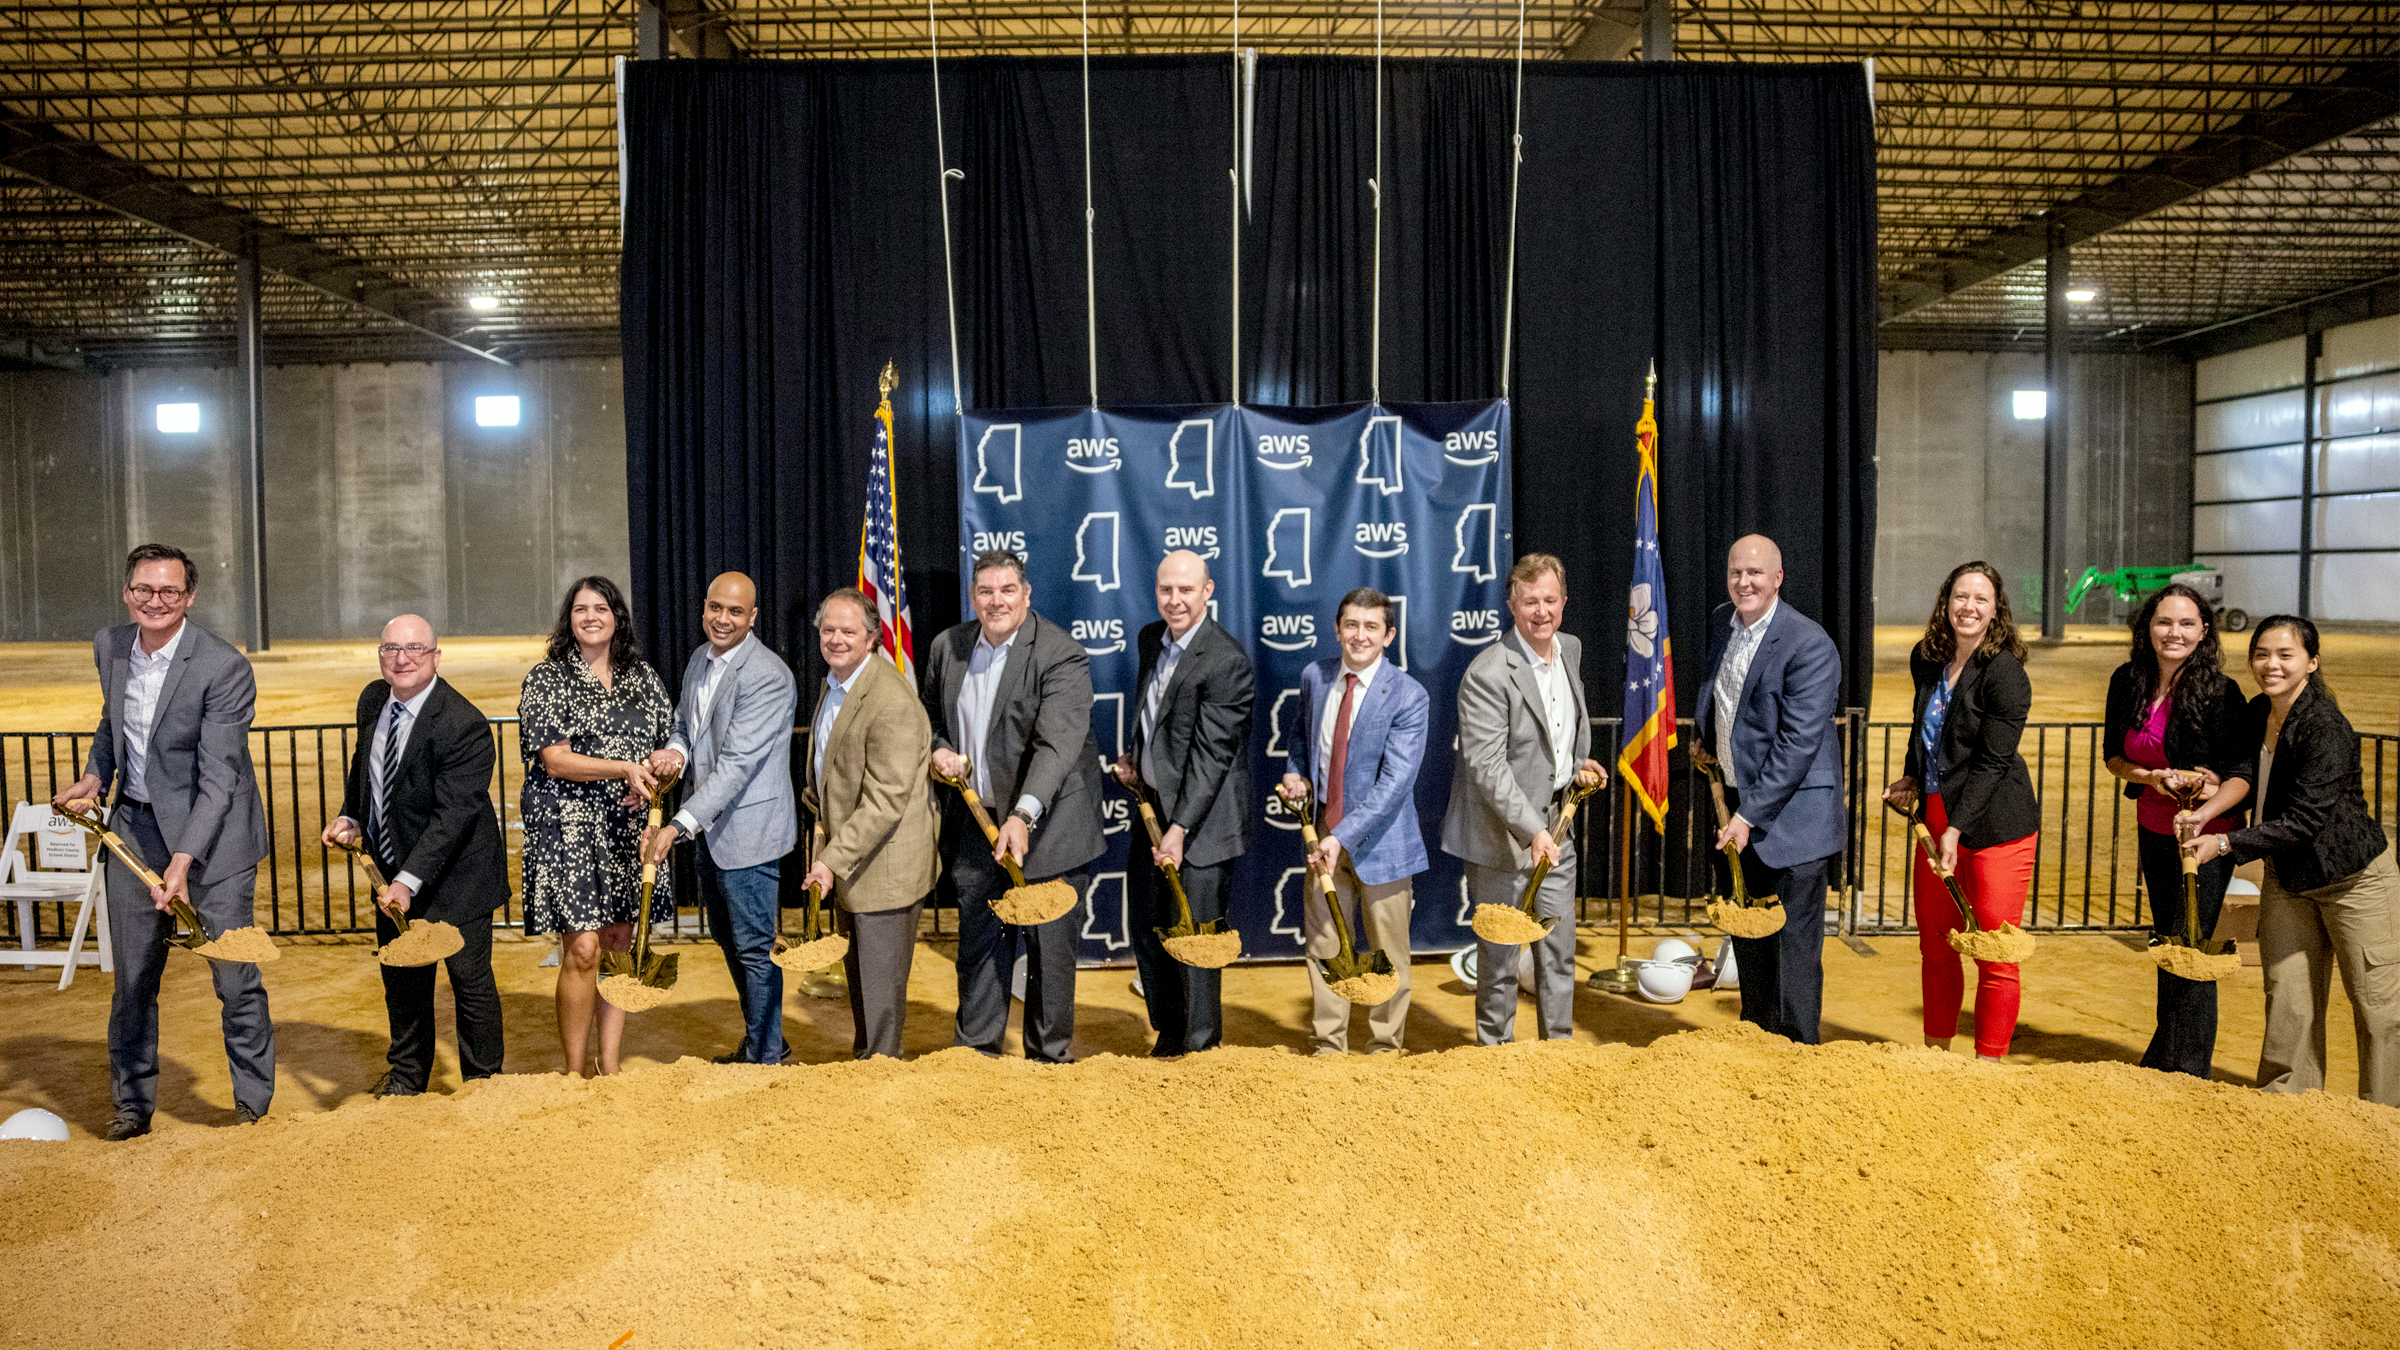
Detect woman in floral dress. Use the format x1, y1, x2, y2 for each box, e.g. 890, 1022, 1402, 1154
519, 575, 674, 1076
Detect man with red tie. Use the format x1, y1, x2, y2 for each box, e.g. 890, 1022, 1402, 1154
1278, 588, 1431, 1055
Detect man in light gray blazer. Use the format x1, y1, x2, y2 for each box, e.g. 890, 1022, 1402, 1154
54, 543, 274, 1140
644, 571, 799, 1065
1440, 553, 1606, 1045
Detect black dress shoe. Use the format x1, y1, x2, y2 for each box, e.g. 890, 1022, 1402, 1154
104, 1113, 150, 1142
708, 1049, 751, 1065
233, 1104, 261, 1125
371, 1071, 423, 1099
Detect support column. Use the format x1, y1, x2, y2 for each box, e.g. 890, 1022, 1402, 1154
637, 1, 666, 60
2299, 331, 2321, 617
1642, 0, 1676, 61
2040, 218, 2069, 640
234, 247, 269, 652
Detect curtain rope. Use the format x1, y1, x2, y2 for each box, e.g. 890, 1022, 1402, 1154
928, 0, 965, 420
1500, 0, 1526, 399
1370, 0, 1384, 406
1229, 0, 1241, 405
1082, 0, 1100, 406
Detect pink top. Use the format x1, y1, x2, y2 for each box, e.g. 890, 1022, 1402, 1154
2122, 696, 2235, 837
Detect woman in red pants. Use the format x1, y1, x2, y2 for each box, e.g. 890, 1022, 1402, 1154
1883, 562, 2042, 1061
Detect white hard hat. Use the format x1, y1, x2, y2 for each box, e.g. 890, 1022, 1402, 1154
1, 1108, 69, 1142
1650, 937, 1697, 966
1635, 958, 1696, 1004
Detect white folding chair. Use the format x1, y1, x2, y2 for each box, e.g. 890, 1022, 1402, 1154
1, 801, 112, 990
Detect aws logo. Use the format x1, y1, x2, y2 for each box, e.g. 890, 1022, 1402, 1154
1354, 521, 1407, 558
1164, 525, 1220, 560
1260, 613, 1317, 652
1065, 435, 1122, 474
971, 530, 1025, 557
1450, 608, 1503, 646
1256, 431, 1312, 471
1098, 796, 1132, 837
1444, 427, 1500, 466
1071, 617, 1125, 655
1261, 789, 1305, 834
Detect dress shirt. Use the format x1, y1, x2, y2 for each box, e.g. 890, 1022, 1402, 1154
670, 632, 757, 837
1518, 631, 1575, 792
1316, 656, 1383, 791
342, 676, 441, 892
120, 619, 188, 804
957, 626, 1043, 821
1713, 598, 1779, 791
1139, 623, 1198, 787
810, 658, 868, 790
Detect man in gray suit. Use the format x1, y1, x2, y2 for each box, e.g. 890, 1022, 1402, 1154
922, 549, 1105, 1063
1440, 553, 1606, 1045
54, 543, 274, 1140
643, 571, 799, 1065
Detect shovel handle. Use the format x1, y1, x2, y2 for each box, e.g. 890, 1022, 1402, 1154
1286, 783, 1358, 961
57, 804, 165, 892
332, 840, 408, 936
1134, 795, 1198, 932
1513, 778, 1597, 917
631, 764, 682, 969
1690, 758, 1754, 906
1886, 798, 1978, 933
936, 763, 1030, 888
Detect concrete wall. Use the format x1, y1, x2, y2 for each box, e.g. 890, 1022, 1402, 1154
1875, 349, 2193, 628
0, 358, 628, 643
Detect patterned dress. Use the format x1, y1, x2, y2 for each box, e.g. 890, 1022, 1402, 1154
518, 655, 675, 935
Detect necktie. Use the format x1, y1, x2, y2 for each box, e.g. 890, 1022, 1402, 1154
1138, 643, 1181, 785
368, 701, 404, 863
1324, 673, 1358, 833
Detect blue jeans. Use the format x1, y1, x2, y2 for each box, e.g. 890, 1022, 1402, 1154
700, 851, 784, 1063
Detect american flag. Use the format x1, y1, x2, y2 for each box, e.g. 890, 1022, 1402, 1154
857, 382, 916, 680
1618, 365, 1678, 832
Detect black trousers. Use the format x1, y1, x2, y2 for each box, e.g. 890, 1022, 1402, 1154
1128, 847, 1230, 1056
951, 845, 1082, 1063
2139, 826, 2233, 1079
1715, 787, 1830, 1046
376, 905, 503, 1088
841, 901, 921, 1060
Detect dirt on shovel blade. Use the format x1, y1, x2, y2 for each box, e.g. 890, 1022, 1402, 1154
1328, 970, 1401, 1007
1161, 930, 1243, 968
990, 879, 1079, 925
378, 921, 464, 968
772, 935, 850, 971
1470, 904, 1550, 946
1707, 900, 1786, 939
2154, 943, 2243, 982
1949, 924, 2037, 964
192, 926, 279, 964
597, 974, 673, 1012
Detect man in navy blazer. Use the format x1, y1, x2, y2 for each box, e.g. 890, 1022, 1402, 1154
1693, 534, 1847, 1044
1278, 588, 1429, 1055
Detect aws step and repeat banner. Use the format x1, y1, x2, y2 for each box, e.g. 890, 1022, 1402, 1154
958, 400, 1512, 962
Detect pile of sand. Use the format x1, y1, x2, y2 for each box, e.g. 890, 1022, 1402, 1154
1952, 923, 2040, 964
594, 974, 672, 1012
1160, 930, 1243, 968
990, 878, 1079, 925
377, 920, 464, 968
2154, 943, 2244, 982
191, 926, 279, 964
771, 934, 849, 971
1706, 899, 1786, 938
6, 1025, 2396, 1348
1469, 903, 1550, 945
1327, 970, 1401, 1006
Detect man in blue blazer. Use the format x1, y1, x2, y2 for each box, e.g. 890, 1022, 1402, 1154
1693, 535, 1847, 1044
1278, 588, 1430, 1055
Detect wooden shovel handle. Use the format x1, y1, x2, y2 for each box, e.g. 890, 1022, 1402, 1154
935, 762, 1029, 888
1287, 784, 1358, 959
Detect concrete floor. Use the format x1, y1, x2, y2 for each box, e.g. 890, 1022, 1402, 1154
0, 924, 2363, 1140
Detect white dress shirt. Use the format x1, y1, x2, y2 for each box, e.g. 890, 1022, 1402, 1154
1712, 598, 1779, 791
956, 626, 1043, 821
120, 619, 188, 804
1315, 655, 1383, 792
809, 658, 869, 789
1139, 623, 1199, 787
1518, 631, 1576, 792
670, 632, 757, 836
343, 676, 441, 892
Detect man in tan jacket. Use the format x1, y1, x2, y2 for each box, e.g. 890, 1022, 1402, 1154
804, 588, 940, 1059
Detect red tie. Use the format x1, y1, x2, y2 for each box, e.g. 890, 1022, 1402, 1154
1324, 673, 1358, 833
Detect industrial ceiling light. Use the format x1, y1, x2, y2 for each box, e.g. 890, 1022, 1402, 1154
474, 395, 521, 427
2012, 390, 2048, 420
467, 295, 501, 311
2065, 288, 2097, 303
155, 402, 200, 433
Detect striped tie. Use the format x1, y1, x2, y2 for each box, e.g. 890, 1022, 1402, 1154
367, 702, 404, 863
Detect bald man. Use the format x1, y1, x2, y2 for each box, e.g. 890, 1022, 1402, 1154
325, 615, 510, 1096
645, 572, 800, 1065
1114, 550, 1255, 1055
1693, 535, 1847, 1044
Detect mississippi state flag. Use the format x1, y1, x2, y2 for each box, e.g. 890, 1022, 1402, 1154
1618, 371, 1677, 831
857, 386, 916, 680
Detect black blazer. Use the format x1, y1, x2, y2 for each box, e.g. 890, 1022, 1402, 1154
1130, 617, 1256, 869
1902, 646, 2039, 849
337, 678, 510, 924
2101, 663, 2252, 819
921, 611, 1106, 881
2227, 689, 2389, 892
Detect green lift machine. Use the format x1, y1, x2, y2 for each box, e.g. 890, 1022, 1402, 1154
2063, 564, 2248, 632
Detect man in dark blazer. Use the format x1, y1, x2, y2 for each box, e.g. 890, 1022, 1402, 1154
322, 614, 509, 1096
1693, 534, 1847, 1045
54, 543, 274, 1140
921, 549, 1106, 1063
1113, 549, 1255, 1057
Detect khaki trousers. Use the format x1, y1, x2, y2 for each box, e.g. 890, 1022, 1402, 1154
1303, 864, 1413, 1054
2257, 846, 2400, 1108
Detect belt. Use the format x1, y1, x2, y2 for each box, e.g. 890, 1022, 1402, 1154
117, 796, 153, 811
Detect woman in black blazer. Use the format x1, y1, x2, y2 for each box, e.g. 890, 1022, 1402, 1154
2183, 616, 2398, 1107
2101, 581, 2251, 1080
1883, 561, 2041, 1062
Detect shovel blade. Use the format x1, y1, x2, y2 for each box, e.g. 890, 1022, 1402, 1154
1327, 948, 1394, 983
640, 951, 680, 990
599, 949, 637, 979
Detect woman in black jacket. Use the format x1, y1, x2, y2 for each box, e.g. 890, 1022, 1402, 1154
1883, 562, 2041, 1062
2101, 582, 2251, 1079
2183, 616, 2398, 1107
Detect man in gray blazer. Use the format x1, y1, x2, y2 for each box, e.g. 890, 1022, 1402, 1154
922, 549, 1106, 1063
643, 571, 799, 1065
1440, 553, 1606, 1045
54, 543, 274, 1140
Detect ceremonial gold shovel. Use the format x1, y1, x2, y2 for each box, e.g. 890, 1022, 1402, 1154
56, 802, 278, 963
2154, 778, 2240, 982
1469, 777, 1600, 946
1890, 799, 2035, 965
1693, 749, 1785, 939
1286, 782, 1395, 1005
1125, 781, 1240, 968
333, 837, 464, 967
599, 764, 681, 1010
330, 837, 405, 936
933, 760, 1078, 924
773, 824, 850, 971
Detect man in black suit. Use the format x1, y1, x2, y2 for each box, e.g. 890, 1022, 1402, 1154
1113, 550, 1255, 1056
921, 549, 1106, 1063
321, 614, 509, 1096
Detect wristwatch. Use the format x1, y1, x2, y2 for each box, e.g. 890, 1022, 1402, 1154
1009, 806, 1036, 828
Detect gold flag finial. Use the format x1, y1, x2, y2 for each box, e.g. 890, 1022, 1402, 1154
878, 360, 897, 400
1645, 360, 1656, 401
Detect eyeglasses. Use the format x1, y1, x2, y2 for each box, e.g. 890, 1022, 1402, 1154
378, 644, 437, 659
127, 585, 189, 603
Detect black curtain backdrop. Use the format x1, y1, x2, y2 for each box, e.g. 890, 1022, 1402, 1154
622, 55, 1877, 719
